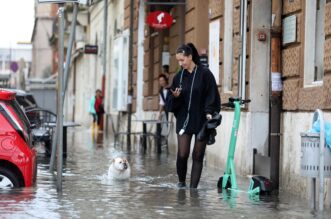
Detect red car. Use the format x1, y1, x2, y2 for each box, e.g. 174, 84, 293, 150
0, 89, 37, 188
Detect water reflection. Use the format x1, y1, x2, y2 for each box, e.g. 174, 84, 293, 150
0, 128, 331, 218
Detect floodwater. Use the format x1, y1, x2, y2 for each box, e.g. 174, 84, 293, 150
1, 128, 331, 219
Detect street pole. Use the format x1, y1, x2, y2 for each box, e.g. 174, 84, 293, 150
63, 3, 78, 96
56, 4, 65, 192
127, 0, 134, 149
50, 3, 78, 174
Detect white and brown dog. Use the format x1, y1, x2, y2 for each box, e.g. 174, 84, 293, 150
107, 157, 131, 180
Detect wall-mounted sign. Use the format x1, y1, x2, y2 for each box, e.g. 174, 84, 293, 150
271, 72, 283, 91
282, 15, 296, 45
146, 11, 173, 29
84, 44, 98, 54
10, 62, 18, 72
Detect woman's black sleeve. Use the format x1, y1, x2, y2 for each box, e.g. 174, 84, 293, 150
204, 70, 221, 114
165, 74, 182, 114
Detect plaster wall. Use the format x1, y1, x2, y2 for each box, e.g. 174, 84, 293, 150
70, 3, 105, 127
281, 112, 331, 205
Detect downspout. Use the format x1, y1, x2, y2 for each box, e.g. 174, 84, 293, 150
127, 0, 134, 148
269, 0, 282, 190
72, 54, 76, 121
238, 0, 248, 99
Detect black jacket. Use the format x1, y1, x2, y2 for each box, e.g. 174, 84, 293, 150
166, 65, 220, 134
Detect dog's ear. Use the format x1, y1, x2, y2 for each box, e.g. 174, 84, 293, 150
111, 158, 115, 163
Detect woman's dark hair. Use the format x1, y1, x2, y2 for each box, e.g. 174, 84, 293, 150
158, 74, 169, 84
176, 42, 201, 65
162, 65, 169, 73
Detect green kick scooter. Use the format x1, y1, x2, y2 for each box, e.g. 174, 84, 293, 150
217, 97, 262, 195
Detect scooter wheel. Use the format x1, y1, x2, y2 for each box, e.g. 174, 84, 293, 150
217, 176, 231, 193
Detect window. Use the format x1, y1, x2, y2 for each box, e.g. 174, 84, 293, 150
304, 0, 326, 86
111, 29, 129, 111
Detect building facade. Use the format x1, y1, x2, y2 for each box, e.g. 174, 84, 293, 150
127, 0, 271, 181
122, 0, 331, 204
31, 3, 58, 78
61, 0, 331, 205
0, 45, 32, 89
280, 0, 331, 203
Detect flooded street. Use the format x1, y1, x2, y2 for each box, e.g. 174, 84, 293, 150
1, 128, 331, 219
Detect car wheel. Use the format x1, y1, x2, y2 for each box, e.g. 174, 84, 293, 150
0, 167, 21, 188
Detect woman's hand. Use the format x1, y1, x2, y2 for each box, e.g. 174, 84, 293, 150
206, 114, 212, 120
171, 87, 182, 98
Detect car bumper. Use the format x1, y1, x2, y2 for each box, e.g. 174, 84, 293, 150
22, 149, 37, 187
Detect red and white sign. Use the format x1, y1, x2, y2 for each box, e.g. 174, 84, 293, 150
146, 11, 173, 29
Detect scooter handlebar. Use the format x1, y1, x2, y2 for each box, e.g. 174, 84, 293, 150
241, 99, 251, 104
221, 98, 251, 108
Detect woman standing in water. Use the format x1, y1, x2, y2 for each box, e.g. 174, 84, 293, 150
166, 43, 220, 188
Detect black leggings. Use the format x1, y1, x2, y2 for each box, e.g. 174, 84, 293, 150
176, 134, 207, 188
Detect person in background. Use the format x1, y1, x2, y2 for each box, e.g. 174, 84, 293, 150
158, 74, 170, 121
166, 43, 220, 188
162, 64, 170, 78
89, 89, 105, 132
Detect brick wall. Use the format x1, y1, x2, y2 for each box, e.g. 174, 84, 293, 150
282, 0, 331, 110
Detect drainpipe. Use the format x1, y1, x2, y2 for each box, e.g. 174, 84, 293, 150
269, 0, 282, 190
72, 57, 76, 121
127, 0, 134, 149
238, 0, 248, 99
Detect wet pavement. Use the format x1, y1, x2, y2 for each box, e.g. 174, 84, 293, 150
1, 128, 331, 219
